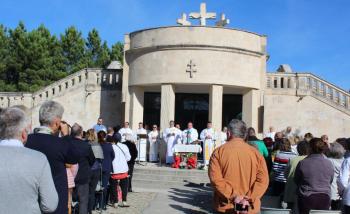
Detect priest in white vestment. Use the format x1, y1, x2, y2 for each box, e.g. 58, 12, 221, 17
200, 122, 216, 165
118, 122, 134, 143
219, 126, 228, 147
182, 122, 198, 144
163, 120, 182, 164
264, 126, 276, 141
148, 125, 160, 162
136, 122, 147, 162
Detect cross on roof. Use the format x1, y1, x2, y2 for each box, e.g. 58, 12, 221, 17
215, 13, 230, 27
189, 3, 216, 26
177, 13, 191, 26
186, 60, 197, 78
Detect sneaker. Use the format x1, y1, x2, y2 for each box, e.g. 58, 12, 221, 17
113, 203, 118, 208
119, 201, 130, 207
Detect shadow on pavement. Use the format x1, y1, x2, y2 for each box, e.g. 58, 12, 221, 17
168, 183, 213, 214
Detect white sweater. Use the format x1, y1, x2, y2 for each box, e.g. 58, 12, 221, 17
111, 143, 131, 174
338, 156, 350, 205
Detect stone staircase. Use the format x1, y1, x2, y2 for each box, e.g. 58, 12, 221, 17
132, 164, 210, 189
266, 71, 350, 115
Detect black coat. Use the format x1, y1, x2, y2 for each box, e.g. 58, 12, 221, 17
26, 133, 80, 214
69, 137, 95, 185
123, 140, 138, 165
100, 142, 115, 173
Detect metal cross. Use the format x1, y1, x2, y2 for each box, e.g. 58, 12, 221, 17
215, 13, 230, 27
189, 2, 216, 26
186, 60, 197, 78
177, 13, 191, 26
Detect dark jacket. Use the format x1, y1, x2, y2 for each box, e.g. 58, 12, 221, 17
26, 133, 80, 214
123, 140, 138, 165
100, 142, 115, 173
295, 154, 334, 197
69, 137, 95, 185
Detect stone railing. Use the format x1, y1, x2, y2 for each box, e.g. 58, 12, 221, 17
266, 72, 350, 111
0, 67, 122, 109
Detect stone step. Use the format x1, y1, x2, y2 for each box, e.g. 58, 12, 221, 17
134, 166, 208, 177
133, 172, 210, 183
132, 178, 210, 189
132, 165, 211, 189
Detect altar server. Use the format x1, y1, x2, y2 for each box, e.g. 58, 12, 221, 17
148, 125, 159, 162
136, 122, 147, 161
200, 122, 217, 165
182, 122, 199, 144
163, 120, 182, 164
118, 122, 134, 143
219, 126, 228, 146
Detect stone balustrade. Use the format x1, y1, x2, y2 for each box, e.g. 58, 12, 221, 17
266, 72, 350, 111
0, 68, 121, 109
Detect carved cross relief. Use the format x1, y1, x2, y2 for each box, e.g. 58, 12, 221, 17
186, 60, 197, 78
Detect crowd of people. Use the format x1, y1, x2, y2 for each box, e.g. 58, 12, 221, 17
0, 101, 138, 214
2, 100, 350, 214
209, 122, 350, 214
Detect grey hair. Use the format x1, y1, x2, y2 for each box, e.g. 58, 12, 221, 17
228, 119, 247, 139
39, 101, 64, 126
329, 142, 345, 159
71, 123, 83, 138
0, 107, 29, 139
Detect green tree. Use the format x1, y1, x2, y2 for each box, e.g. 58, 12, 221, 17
0, 25, 11, 91
110, 41, 124, 64
86, 28, 110, 68
6, 22, 27, 91
0, 23, 123, 92
17, 24, 67, 91
60, 26, 88, 73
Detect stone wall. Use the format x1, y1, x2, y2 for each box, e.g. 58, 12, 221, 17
0, 68, 123, 130
264, 72, 350, 141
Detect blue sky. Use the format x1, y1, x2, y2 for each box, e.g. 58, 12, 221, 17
1, 0, 349, 90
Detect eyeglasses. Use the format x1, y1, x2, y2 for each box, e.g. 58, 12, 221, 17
153, 127, 157, 129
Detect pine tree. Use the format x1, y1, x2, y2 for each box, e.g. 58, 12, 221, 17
86, 28, 110, 68
0, 25, 10, 91
60, 26, 88, 74
110, 41, 124, 64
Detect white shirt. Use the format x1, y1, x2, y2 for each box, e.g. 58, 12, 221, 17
111, 143, 131, 174
182, 128, 198, 144
264, 132, 276, 140
200, 128, 216, 141
136, 128, 147, 135
148, 131, 159, 142
118, 128, 134, 142
338, 156, 350, 205
0, 139, 23, 147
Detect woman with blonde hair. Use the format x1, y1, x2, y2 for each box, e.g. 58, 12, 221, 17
86, 129, 104, 213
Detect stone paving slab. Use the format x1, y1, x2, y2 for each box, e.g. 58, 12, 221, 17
92, 192, 156, 214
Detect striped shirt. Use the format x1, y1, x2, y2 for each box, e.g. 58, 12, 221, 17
273, 151, 297, 182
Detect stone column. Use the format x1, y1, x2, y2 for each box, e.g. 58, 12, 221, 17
242, 89, 260, 130
209, 85, 223, 132
129, 86, 144, 130
122, 34, 131, 123
160, 84, 175, 131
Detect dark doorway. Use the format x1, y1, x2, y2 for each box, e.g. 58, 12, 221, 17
175, 93, 209, 132
143, 92, 161, 128
222, 94, 242, 128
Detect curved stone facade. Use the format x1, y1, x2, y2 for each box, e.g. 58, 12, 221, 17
126, 26, 266, 89
123, 26, 268, 131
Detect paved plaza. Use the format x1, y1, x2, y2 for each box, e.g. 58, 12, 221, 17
91, 164, 279, 214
